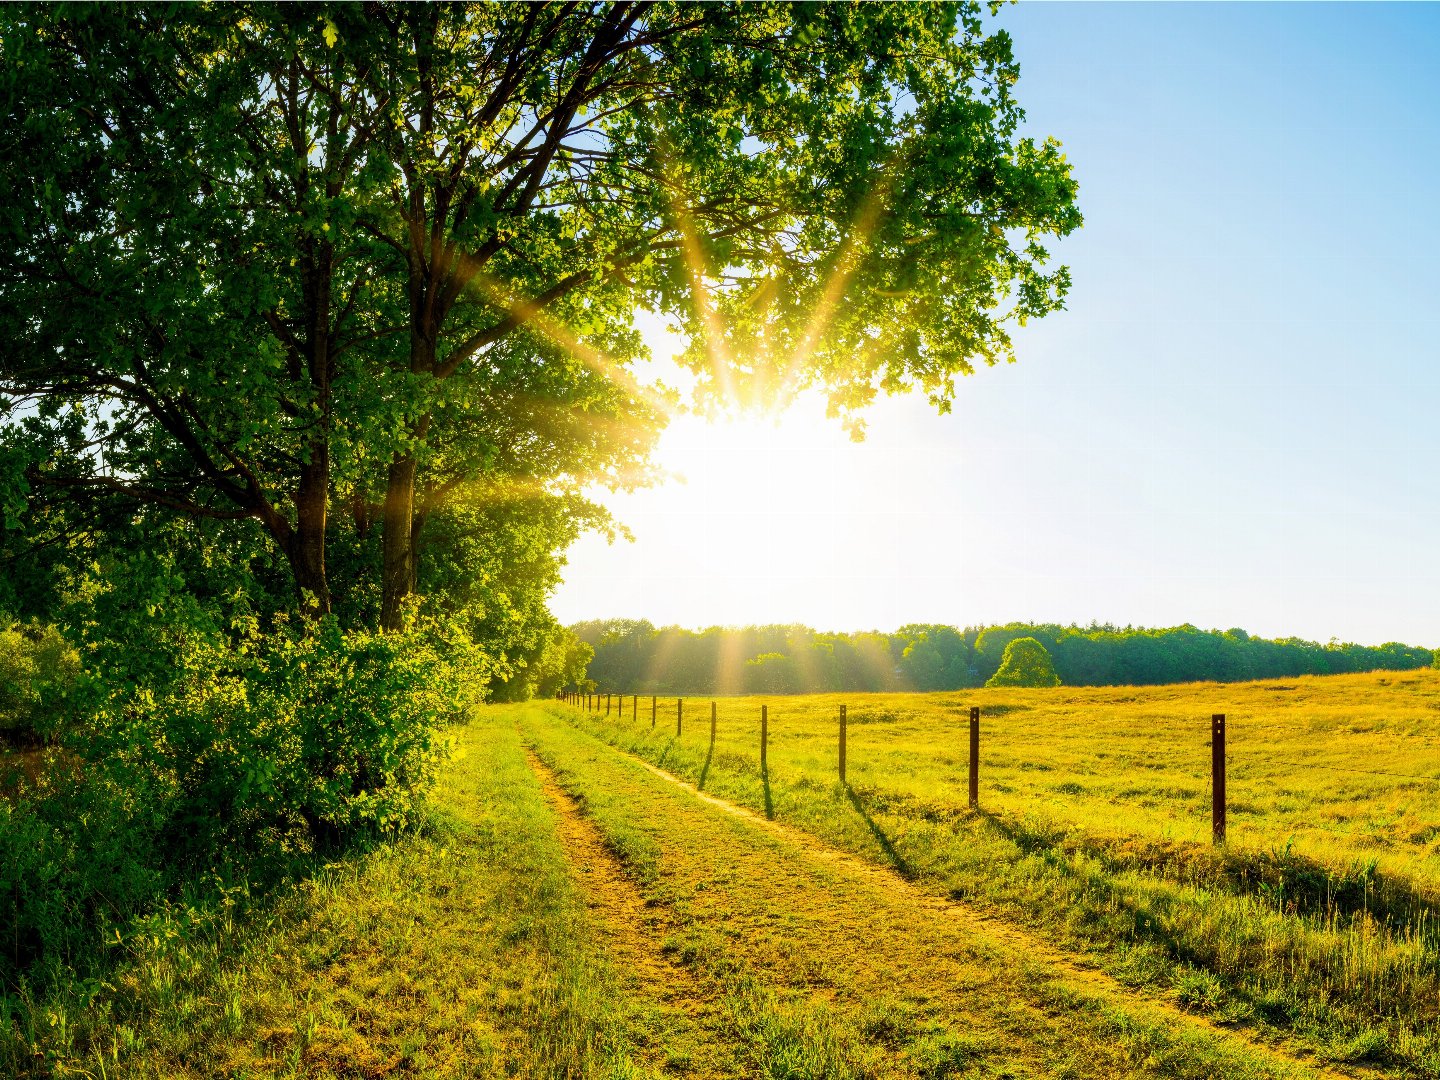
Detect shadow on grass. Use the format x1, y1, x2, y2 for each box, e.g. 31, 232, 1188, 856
844, 785, 913, 878
698, 731, 716, 791
973, 803, 1440, 934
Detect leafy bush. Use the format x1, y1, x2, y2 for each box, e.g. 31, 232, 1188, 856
0, 616, 485, 984
0, 618, 78, 743
0, 769, 166, 977
82, 616, 482, 857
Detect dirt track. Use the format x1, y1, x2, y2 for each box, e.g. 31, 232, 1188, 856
524, 706, 1372, 1080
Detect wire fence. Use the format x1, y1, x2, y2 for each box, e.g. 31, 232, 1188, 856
558, 690, 1440, 848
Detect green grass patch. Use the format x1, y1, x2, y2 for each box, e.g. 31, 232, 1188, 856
2, 713, 659, 1078
561, 671, 1440, 1076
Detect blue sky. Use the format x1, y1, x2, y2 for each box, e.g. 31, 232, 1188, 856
551, 2, 1440, 647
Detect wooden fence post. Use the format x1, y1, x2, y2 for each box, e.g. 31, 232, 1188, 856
710, 701, 717, 744
1212, 713, 1227, 845
839, 704, 847, 783
761, 704, 769, 771
968, 706, 979, 809
677, 697, 683, 737
633, 694, 638, 721
651, 695, 656, 729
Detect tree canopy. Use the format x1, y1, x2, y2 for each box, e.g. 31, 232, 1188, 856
1, 1, 1080, 642
985, 635, 1060, 688
575, 620, 1436, 694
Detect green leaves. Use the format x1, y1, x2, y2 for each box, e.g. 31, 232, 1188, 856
985, 636, 1062, 688
1, 2, 1078, 651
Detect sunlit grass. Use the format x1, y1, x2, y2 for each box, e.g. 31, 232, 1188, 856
1, 718, 661, 1079
520, 703, 1310, 1080
586, 668, 1440, 882
567, 667, 1440, 1074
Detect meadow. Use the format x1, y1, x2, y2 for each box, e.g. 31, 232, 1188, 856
575, 668, 1440, 881
568, 668, 1440, 1074
7, 668, 1440, 1077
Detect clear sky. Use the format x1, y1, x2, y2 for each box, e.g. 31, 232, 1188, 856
551, 2, 1440, 647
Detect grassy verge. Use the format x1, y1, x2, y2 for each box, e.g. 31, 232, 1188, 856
2, 712, 656, 1078
519, 702, 1329, 1080
564, 680, 1440, 1076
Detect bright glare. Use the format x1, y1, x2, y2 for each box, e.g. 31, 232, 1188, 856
554, 392, 952, 630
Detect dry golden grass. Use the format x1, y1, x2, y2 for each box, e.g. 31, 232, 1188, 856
571, 668, 1440, 1075
595, 668, 1440, 884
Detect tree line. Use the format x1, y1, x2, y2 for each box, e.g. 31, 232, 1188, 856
572, 619, 1438, 694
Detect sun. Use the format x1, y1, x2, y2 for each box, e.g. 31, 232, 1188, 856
559, 391, 915, 627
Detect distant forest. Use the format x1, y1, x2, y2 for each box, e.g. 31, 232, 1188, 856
571, 621, 1438, 694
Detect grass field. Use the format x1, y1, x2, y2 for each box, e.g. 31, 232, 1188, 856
579, 668, 1440, 879
7, 668, 1440, 1077
570, 668, 1440, 1075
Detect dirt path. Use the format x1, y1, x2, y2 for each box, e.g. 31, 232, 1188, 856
536, 714, 1374, 1080
524, 746, 740, 1078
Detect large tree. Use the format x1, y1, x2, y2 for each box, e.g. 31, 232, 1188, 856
1, 2, 1080, 632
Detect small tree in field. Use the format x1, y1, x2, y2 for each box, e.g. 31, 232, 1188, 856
986, 636, 1061, 688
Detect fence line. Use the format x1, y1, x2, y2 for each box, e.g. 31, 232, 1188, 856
556, 691, 1440, 845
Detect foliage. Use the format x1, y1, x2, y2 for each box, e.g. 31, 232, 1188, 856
985, 636, 1060, 688
0, 616, 478, 986
88, 618, 475, 849
0, 617, 77, 743
744, 652, 803, 695
576, 619, 1435, 694
0, 2, 1079, 628
489, 621, 593, 704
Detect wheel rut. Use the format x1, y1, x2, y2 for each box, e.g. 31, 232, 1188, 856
522, 745, 735, 1078
608, 743, 1373, 1080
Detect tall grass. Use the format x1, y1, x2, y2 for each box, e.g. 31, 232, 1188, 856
0, 715, 656, 1078
565, 668, 1440, 1073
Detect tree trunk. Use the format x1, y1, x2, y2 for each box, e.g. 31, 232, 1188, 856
409, 508, 426, 595
292, 224, 335, 618
291, 436, 331, 616
380, 454, 417, 631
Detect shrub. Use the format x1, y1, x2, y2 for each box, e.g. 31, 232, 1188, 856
0, 771, 166, 977
0, 616, 486, 983
79, 617, 481, 858
0, 618, 79, 744
986, 636, 1061, 688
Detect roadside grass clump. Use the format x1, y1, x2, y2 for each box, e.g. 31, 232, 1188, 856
725, 978, 882, 1080
562, 671, 1440, 1075
2, 712, 660, 1078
